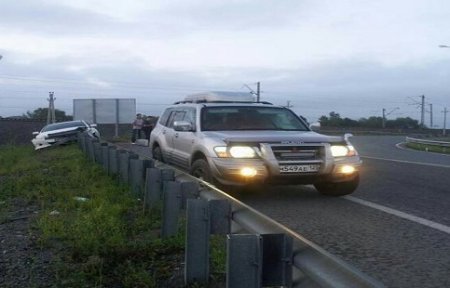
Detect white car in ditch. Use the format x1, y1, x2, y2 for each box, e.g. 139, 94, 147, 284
31, 120, 100, 150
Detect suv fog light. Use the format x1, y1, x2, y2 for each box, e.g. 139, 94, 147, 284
340, 165, 355, 174
240, 167, 257, 177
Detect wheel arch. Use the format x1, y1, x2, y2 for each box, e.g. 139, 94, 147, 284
191, 150, 207, 166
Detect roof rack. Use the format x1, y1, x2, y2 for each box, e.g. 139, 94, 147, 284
173, 100, 273, 105
173, 91, 273, 105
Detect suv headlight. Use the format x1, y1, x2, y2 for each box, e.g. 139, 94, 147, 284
214, 146, 259, 158
330, 145, 357, 157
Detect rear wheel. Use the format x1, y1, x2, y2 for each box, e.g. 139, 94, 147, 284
190, 159, 214, 184
314, 174, 359, 196
152, 145, 164, 162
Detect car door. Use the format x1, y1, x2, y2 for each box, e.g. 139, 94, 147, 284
164, 110, 188, 165
171, 108, 197, 169
154, 108, 176, 163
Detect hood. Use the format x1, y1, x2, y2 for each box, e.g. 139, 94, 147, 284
202, 130, 344, 144
42, 126, 86, 138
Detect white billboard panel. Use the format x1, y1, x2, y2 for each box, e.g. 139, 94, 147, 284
73, 98, 136, 124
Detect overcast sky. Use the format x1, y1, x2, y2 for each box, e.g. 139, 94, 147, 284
1, 0, 450, 127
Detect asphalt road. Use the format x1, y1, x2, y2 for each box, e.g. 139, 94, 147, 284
235, 136, 450, 288
127, 135, 450, 287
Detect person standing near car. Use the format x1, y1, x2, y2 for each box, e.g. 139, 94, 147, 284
131, 113, 144, 144
142, 116, 153, 140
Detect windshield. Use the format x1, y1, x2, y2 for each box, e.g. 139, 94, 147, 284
41, 121, 86, 132
201, 106, 309, 131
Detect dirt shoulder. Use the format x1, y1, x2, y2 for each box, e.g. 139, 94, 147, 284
0, 198, 55, 287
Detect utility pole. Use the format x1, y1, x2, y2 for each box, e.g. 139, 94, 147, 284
382, 107, 399, 128
429, 103, 433, 128
256, 82, 261, 102
284, 100, 293, 109
47, 92, 56, 124
420, 95, 425, 128
443, 107, 448, 136
243, 82, 261, 102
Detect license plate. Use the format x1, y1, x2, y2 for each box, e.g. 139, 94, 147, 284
279, 164, 320, 173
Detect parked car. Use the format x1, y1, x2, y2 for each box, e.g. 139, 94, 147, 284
31, 120, 100, 150
149, 91, 362, 196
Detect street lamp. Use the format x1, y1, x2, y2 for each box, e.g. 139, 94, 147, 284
439, 45, 449, 136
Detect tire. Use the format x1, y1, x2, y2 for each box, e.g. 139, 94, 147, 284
190, 159, 214, 183
152, 145, 164, 162
314, 174, 359, 196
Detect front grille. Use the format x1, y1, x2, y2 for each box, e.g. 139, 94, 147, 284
271, 145, 323, 161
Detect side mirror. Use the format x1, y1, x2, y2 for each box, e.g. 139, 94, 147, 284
173, 121, 194, 132
309, 122, 321, 132
32, 132, 39, 136
344, 133, 353, 141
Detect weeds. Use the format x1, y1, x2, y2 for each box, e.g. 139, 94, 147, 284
406, 142, 450, 154
0, 144, 188, 287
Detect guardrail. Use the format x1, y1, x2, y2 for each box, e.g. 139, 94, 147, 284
406, 137, 450, 147
77, 133, 384, 288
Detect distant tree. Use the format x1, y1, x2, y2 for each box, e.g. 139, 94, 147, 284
386, 117, 419, 129
359, 116, 383, 128
319, 112, 419, 129
319, 111, 345, 127
24, 108, 73, 121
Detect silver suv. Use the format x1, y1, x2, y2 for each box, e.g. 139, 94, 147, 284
149, 91, 362, 196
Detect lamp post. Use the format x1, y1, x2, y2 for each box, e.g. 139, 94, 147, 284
439, 45, 449, 135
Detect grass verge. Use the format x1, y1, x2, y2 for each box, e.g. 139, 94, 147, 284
0, 144, 187, 287
406, 142, 450, 154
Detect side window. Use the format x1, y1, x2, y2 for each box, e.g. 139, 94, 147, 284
159, 108, 173, 127
184, 108, 196, 126
167, 110, 186, 128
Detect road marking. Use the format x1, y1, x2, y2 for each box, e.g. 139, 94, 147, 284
344, 196, 450, 235
360, 156, 450, 169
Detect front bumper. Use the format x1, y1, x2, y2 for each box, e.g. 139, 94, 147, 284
208, 156, 362, 186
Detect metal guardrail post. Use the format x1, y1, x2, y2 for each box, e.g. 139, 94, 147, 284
118, 151, 130, 183
161, 181, 182, 238
130, 159, 154, 197
161, 168, 175, 191
180, 181, 200, 210
209, 199, 231, 235
145, 168, 162, 208
108, 147, 118, 175
226, 234, 262, 288
77, 133, 85, 152
93, 142, 102, 164
185, 199, 210, 285
144, 168, 175, 207
262, 234, 293, 287
87, 137, 96, 162
101, 145, 110, 173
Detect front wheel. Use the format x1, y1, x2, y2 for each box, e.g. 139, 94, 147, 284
314, 174, 359, 196
152, 145, 164, 162
190, 159, 214, 184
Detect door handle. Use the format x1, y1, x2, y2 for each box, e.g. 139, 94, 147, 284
175, 133, 179, 138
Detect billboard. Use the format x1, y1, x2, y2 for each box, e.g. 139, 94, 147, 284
73, 98, 136, 124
